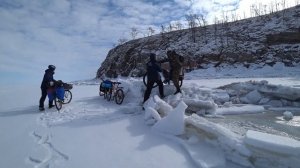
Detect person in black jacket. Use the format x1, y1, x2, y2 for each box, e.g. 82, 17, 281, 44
39, 65, 56, 111
143, 53, 165, 103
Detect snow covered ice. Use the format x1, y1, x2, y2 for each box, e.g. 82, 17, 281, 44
1, 65, 300, 168
283, 111, 294, 121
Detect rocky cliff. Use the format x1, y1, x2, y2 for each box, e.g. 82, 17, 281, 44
97, 5, 300, 78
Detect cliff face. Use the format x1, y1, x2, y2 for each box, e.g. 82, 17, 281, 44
97, 5, 300, 78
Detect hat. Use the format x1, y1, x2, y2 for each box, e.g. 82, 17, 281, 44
48, 65, 56, 71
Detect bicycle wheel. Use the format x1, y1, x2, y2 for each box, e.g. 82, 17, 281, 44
103, 89, 108, 99
143, 73, 158, 88
62, 90, 72, 104
55, 97, 62, 111
99, 85, 104, 96
107, 89, 112, 101
115, 89, 124, 105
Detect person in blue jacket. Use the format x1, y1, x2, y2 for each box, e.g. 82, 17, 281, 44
143, 53, 165, 103
39, 65, 56, 111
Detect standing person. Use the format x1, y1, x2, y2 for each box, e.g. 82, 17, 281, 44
39, 65, 56, 111
143, 53, 165, 103
167, 50, 184, 95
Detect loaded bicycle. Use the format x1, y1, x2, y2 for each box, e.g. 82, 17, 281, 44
99, 79, 125, 105
48, 80, 73, 111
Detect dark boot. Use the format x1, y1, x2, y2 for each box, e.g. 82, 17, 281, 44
174, 90, 181, 95
39, 106, 45, 111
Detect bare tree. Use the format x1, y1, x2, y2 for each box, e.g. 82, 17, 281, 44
221, 10, 229, 23
220, 11, 230, 47
230, 10, 239, 22
263, 4, 268, 15
118, 38, 128, 45
130, 27, 138, 40
185, 13, 197, 43
147, 27, 155, 36
269, 1, 275, 14
282, 0, 287, 20
282, 0, 286, 9
160, 25, 165, 39
167, 23, 173, 32
175, 21, 183, 30
199, 14, 208, 43
243, 11, 247, 19
275, 1, 280, 12
250, 4, 261, 17
160, 25, 165, 34
213, 17, 219, 45
195, 14, 202, 27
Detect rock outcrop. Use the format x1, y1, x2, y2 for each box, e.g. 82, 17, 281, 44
97, 5, 300, 78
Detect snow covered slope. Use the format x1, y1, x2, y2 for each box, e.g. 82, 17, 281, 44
98, 5, 300, 78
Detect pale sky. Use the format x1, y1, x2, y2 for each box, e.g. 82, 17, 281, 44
0, 0, 298, 85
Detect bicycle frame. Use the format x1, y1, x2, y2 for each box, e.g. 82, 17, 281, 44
110, 82, 121, 99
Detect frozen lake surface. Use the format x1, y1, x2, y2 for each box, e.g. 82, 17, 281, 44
206, 111, 300, 141
1, 75, 300, 168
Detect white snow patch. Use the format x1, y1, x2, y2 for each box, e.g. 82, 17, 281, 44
245, 130, 300, 156
216, 104, 265, 115
152, 101, 187, 135
283, 111, 294, 121
185, 114, 252, 167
